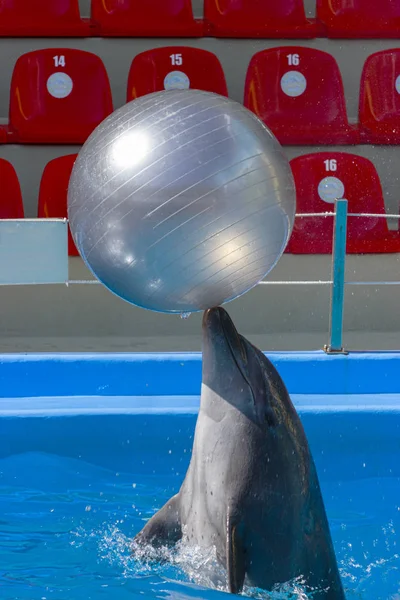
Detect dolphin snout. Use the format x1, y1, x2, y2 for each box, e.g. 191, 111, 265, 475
203, 307, 247, 364
202, 306, 221, 329
202, 307, 235, 338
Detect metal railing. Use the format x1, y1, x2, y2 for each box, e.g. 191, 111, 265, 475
328, 199, 348, 353
259, 202, 400, 353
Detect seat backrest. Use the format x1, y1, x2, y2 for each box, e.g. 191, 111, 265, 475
9, 49, 113, 144
0, 159, 24, 218
317, 0, 400, 27
359, 49, 400, 137
0, 0, 86, 35
205, 0, 309, 25
244, 46, 350, 135
38, 154, 79, 256
91, 0, 202, 35
204, 0, 319, 37
0, 0, 81, 23
127, 47, 228, 101
287, 152, 393, 253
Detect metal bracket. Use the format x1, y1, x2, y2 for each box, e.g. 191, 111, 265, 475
323, 344, 349, 355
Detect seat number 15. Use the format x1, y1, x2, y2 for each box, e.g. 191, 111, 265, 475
170, 54, 183, 66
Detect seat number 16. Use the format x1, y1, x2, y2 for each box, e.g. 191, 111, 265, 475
324, 159, 337, 171
286, 54, 300, 66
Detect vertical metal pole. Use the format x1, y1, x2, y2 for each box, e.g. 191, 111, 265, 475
325, 198, 348, 353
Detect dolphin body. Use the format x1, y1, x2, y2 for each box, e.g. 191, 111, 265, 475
134, 307, 345, 598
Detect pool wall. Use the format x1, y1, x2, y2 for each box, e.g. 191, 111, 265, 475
1, 351, 399, 397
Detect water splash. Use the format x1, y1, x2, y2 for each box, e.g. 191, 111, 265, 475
94, 526, 325, 599
180, 312, 192, 320
67, 516, 400, 599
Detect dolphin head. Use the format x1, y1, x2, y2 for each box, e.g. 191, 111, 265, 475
201, 306, 300, 432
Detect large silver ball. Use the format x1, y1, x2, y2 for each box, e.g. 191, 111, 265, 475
68, 90, 295, 313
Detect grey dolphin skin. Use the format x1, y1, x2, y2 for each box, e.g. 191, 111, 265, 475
134, 307, 345, 598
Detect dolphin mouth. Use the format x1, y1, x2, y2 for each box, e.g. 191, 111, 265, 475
203, 307, 258, 414
203, 307, 248, 367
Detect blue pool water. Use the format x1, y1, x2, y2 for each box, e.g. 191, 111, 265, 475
0, 396, 399, 600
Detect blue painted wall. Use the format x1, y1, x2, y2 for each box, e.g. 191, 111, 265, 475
0, 351, 399, 397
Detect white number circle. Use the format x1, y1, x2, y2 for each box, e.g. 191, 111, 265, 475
47, 72, 73, 99
395, 75, 400, 95
280, 71, 307, 97
164, 71, 190, 91
318, 176, 345, 203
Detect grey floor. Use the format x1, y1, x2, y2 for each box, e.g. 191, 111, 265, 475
0, 254, 398, 353
1, 331, 399, 353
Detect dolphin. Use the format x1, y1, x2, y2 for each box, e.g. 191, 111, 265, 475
134, 306, 345, 598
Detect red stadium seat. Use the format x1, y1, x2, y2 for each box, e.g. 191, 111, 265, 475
127, 47, 228, 101
359, 50, 400, 144
0, 127, 7, 143
0, 0, 89, 37
38, 154, 78, 256
286, 152, 400, 254
91, 0, 204, 37
6, 49, 113, 144
0, 159, 24, 218
244, 47, 357, 145
317, 0, 400, 39
204, 0, 321, 38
